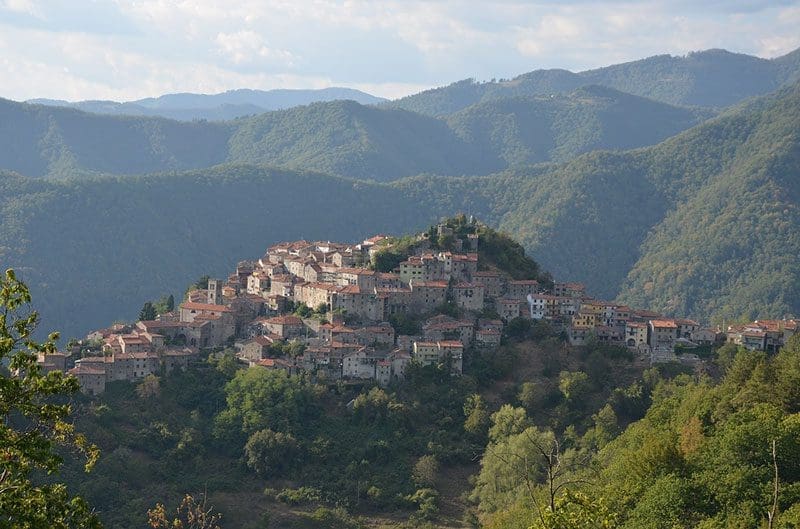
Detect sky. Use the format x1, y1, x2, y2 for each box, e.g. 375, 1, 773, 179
1, 0, 799, 102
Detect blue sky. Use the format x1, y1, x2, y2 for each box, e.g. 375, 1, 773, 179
1, 0, 798, 102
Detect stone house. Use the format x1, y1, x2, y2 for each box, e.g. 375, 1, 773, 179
237, 336, 275, 362
625, 321, 649, 349
342, 347, 377, 379
423, 315, 474, 345
648, 319, 678, 352
452, 282, 485, 311
69, 363, 107, 395
263, 315, 305, 339
37, 351, 68, 373
412, 340, 463, 374
409, 281, 448, 312
356, 323, 395, 347
475, 328, 502, 348
507, 280, 540, 300
497, 298, 523, 320
553, 282, 586, 298
473, 270, 505, 298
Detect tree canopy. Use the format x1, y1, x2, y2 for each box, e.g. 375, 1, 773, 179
0, 269, 101, 528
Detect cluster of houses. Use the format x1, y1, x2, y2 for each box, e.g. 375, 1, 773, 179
50, 322, 199, 395
47, 224, 797, 395
725, 319, 799, 353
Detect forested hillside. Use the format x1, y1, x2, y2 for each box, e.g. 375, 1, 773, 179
1, 85, 709, 181
0, 166, 498, 339
226, 101, 489, 179
497, 82, 800, 323
0, 98, 232, 178
445, 85, 711, 168
391, 47, 800, 116
2, 82, 800, 340
476, 337, 800, 529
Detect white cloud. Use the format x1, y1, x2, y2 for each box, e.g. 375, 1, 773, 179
215, 30, 295, 67
0, 0, 799, 102
1, 0, 41, 16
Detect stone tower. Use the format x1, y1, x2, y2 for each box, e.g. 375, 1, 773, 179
207, 278, 223, 305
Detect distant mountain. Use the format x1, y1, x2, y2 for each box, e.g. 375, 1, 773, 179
3, 82, 799, 339
27, 87, 387, 121
0, 98, 232, 177
444, 85, 713, 168
2, 86, 710, 181
389, 47, 800, 116
227, 100, 490, 179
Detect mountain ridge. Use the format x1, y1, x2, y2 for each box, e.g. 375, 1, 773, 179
1, 85, 712, 181
26, 86, 387, 121
389, 46, 800, 116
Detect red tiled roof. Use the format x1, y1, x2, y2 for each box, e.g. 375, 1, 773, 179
70, 365, 106, 376
650, 319, 678, 328
338, 268, 376, 276
180, 302, 232, 313
265, 315, 303, 325
413, 281, 448, 288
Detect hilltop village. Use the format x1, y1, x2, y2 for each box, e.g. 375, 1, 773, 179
41, 218, 799, 395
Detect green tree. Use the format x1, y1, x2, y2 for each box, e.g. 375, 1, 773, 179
294, 303, 312, 318
0, 269, 102, 528
559, 371, 590, 402
464, 393, 491, 437
139, 301, 157, 321
244, 429, 300, 478
532, 490, 618, 529
412, 455, 440, 488
518, 381, 541, 413
136, 374, 161, 399
213, 367, 319, 442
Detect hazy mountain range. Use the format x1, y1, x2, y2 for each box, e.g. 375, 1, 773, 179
27, 87, 387, 121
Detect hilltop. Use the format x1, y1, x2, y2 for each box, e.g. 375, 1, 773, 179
389, 47, 800, 116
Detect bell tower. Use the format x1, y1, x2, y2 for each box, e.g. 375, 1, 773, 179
207, 278, 223, 305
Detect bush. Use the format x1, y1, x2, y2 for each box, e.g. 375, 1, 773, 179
275, 486, 321, 505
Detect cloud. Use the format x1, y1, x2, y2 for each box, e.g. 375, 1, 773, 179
1, 0, 799, 102
215, 30, 296, 69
